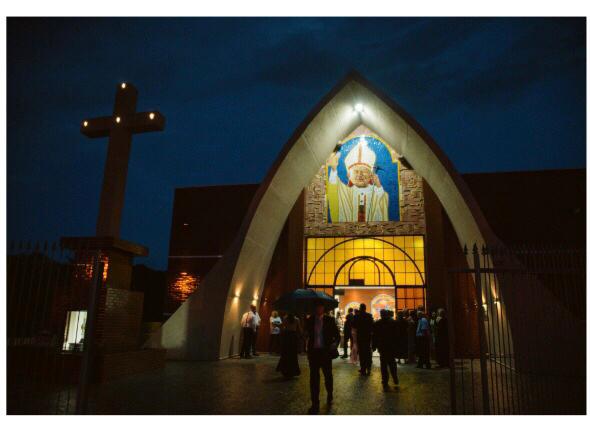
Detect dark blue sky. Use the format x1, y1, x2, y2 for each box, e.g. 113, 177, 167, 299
7, 17, 586, 269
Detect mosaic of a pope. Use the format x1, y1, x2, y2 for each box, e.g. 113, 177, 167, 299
326, 135, 400, 223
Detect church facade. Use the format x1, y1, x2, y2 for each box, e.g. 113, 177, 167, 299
151, 72, 584, 360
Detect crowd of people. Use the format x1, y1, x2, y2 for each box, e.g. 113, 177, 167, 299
337, 305, 449, 370
239, 302, 449, 415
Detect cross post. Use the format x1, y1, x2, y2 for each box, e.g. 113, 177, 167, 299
80, 82, 165, 237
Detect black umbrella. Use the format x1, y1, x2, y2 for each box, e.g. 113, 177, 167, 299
273, 288, 339, 314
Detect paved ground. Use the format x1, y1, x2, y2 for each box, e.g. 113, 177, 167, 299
88, 354, 451, 415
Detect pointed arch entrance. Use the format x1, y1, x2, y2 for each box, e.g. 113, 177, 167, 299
147, 72, 500, 360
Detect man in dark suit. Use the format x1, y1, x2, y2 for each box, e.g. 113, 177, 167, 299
373, 309, 400, 389
340, 307, 354, 359
304, 302, 340, 415
355, 303, 374, 375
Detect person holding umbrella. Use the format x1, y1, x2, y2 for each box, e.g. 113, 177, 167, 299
304, 301, 340, 415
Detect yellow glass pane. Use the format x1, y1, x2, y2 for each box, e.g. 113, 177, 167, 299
325, 251, 334, 262
414, 236, 424, 248
334, 237, 344, 245
416, 272, 425, 285
375, 248, 384, 260
415, 260, 425, 273
405, 247, 415, 259
396, 273, 406, 285
307, 238, 316, 250
365, 273, 375, 285
406, 273, 416, 285
324, 237, 335, 250
335, 249, 344, 261
336, 274, 345, 285
307, 261, 315, 274
415, 247, 424, 260
386, 272, 395, 285
353, 239, 363, 249
316, 239, 324, 250
325, 262, 334, 273
395, 260, 405, 272
384, 236, 394, 244
309, 273, 317, 285
316, 263, 324, 274
404, 236, 414, 248
344, 248, 354, 260
384, 248, 394, 260
394, 236, 405, 248
393, 249, 404, 261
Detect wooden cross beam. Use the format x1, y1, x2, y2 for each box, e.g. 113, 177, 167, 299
80, 82, 166, 238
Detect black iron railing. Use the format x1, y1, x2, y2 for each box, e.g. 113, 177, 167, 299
448, 244, 585, 415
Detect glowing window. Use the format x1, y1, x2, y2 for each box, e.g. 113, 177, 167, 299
305, 235, 426, 309
62, 310, 87, 352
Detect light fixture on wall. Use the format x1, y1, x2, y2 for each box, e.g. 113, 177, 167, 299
354, 103, 364, 113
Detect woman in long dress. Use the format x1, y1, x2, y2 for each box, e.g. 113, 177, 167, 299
349, 311, 360, 365
276, 313, 301, 378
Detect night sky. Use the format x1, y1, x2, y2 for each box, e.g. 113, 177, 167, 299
7, 17, 586, 269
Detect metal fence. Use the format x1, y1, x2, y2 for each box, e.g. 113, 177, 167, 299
7, 241, 105, 414
448, 244, 586, 415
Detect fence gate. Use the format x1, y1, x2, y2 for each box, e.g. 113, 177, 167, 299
7, 241, 105, 414
447, 245, 586, 415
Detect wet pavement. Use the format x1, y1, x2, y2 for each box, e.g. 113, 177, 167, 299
89, 354, 451, 415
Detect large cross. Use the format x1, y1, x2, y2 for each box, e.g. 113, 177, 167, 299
81, 82, 165, 237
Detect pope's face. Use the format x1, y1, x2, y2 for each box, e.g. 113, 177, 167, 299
349, 165, 372, 188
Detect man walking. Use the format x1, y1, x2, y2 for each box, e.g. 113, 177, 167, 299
340, 307, 354, 359
355, 303, 374, 376
416, 310, 431, 369
373, 309, 399, 389
305, 302, 340, 415
240, 305, 257, 359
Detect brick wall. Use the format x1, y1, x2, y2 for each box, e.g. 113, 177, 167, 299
98, 288, 143, 351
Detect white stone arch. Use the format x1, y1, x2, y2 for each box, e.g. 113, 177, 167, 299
147, 72, 500, 360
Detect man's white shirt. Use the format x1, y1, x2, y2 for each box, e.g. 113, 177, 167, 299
241, 311, 261, 331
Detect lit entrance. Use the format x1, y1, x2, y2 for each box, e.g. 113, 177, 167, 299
305, 236, 427, 313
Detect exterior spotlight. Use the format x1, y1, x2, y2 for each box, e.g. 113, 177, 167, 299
354, 103, 364, 113
149, 112, 155, 120
121, 83, 127, 89
83, 121, 88, 127
115, 116, 121, 123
